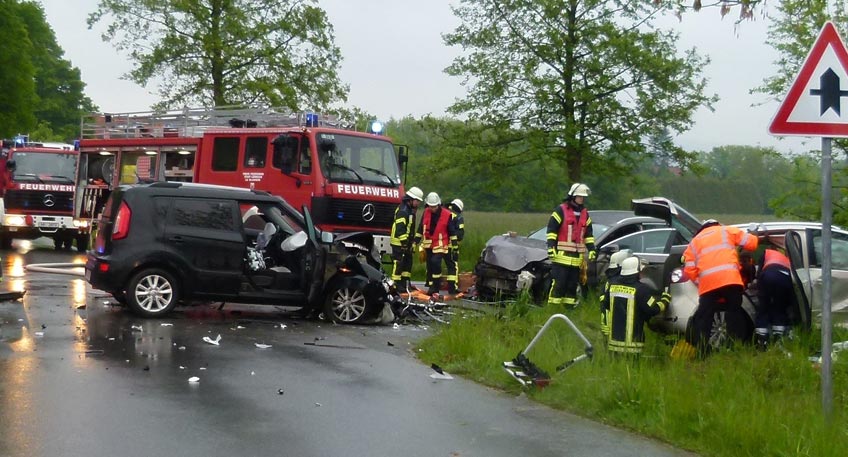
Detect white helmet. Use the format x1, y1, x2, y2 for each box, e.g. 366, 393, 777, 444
620, 256, 643, 276
406, 186, 424, 201
608, 249, 633, 269
568, 183, 591, 198
451, 199, 464, 212
425, 192, 441, 206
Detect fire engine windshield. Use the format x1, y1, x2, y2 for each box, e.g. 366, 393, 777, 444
11, 152, 78, 184
317, 134, 400, 187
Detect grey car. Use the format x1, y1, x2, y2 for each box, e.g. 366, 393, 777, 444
474, 198, 701, 302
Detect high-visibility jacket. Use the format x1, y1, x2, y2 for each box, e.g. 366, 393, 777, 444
761, 248, 791, 272
683, 225, 758, 296
605, 274, 669, 354
448, 209, 464, 248
546, 201, 595, 267
418, 206, 451, 254
390, 200, 416, 250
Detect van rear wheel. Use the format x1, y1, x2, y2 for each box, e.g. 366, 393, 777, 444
127, 268, 179, 317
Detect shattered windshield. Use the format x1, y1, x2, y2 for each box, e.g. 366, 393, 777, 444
316, 133, 400, 187
11, 152, 78, 184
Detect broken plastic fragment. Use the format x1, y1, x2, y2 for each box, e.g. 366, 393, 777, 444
199, 367, 207, 371
251, 371, 255, 376
178, 346, 186, 351
131, 325, 143, 331
237, 325, 245, 329
188, 376, 200, 383
255, 343, 272, 349
179, 366, 186, 370
430, 371, 454, 380
279, 324, 287, 329
202, 334, 222, 346
34, 332, 44, 337
160, 323, 173, 327
315, 402, 322, 407
392, 323, 400, 330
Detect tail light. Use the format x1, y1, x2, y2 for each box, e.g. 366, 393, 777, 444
112, 201, 131, 240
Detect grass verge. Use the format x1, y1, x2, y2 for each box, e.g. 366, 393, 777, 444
418, 295, 848, 457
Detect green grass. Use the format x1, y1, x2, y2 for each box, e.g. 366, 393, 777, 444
419, 298, 848, 457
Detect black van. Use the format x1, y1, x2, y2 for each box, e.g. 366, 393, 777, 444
85, 182, 396, 323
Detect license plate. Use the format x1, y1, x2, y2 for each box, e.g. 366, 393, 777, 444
40, 222, 60, 228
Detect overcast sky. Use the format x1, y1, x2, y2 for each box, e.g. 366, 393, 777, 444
38, 0, 814, 154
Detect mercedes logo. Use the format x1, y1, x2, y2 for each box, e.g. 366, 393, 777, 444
362, 203, 376, 222
43, 194, 56, 207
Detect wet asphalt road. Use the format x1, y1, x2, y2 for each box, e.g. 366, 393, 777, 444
0, 242, 695, 457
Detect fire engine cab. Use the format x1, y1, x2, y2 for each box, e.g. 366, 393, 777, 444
0, 136, 90, 250
76, 107, 407, 248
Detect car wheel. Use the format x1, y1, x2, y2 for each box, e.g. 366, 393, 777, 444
126, 269, 179, 317
693, 306, 753, 351
324, 282, 368, 324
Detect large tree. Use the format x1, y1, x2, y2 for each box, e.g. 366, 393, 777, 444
0, 0, 38, 137
442, 0, 715, 184
87, 0, 347, 109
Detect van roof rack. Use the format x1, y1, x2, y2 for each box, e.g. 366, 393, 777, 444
80, 106, 355, 140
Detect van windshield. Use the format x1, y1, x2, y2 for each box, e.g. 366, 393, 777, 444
316, 134, 400, 187
11, 152, 78, 184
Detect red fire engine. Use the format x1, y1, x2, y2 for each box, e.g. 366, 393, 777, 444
75, 107, 407, 243
0, 137, 90, 251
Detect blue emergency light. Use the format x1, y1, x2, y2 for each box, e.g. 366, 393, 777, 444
306, 113, 319, 127
368, 120, 384, 135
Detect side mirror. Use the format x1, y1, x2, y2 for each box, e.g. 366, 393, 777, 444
272, 135, 297, 175
320, 231, 334, 244
5, 159, 15, 171
396, 145, 408, 172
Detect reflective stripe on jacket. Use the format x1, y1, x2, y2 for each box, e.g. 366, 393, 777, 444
683, 225, 758, 296
546, 202, 595, 266
606, 277, 668, 354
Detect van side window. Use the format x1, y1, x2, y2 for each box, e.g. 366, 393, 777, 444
298, 137, 311, 174
170, 198, 238, 232
212, 137, 239, 171
244, 137, 267, 168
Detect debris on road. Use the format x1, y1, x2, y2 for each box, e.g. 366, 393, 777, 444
188, 376, 200, 383
387, 341, 395, 347
255, 343, 272, 349
131, 325, 143, 331
277, 389, 284, 395
160, 323, 173, 327
202, 334, 222, 345
34, 331, 44, 337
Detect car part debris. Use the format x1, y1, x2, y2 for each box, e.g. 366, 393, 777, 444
255, 343, 272, 349
502, 313, 593, 388
188, 376, 200, 383
131, 325, 143, 331
203, 334, 222, 345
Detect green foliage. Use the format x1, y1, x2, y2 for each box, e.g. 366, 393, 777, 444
0, 1, 92, 140
419, 297, 848, 457
87, 0, 347, 110
0, 0, 37, 137
442, 0, 715, 183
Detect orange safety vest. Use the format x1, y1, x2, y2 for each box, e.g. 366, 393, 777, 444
762, 249, 791, 271
556, 204, 588, 253
683, 225, 758, 295
421, 207, 451, 254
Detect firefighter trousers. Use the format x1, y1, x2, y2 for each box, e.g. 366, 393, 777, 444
444, 248, 459, 293
687, 285, 747, 353
755, 267, 793, 332
390, 246, 414, 290
425, 250, 446, 294
548, 263, 580, 307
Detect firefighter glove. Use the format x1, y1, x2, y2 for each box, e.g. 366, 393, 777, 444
547, 248, 556, 258
588, 250, 597, 261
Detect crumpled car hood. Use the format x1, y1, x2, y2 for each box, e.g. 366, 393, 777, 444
480, 235, 548, 272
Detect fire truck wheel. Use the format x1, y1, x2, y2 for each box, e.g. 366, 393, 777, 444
126, 268, 180, 317
76, 235, 89, 252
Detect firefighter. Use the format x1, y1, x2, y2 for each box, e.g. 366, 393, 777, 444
545, 183, 595, 308
390, 186, 424, 292
600, 249, 633, 339
415, 192, 455, 295
682, 219, 758, 353
605, 256, 671, 356
755, 246, 794, 350
445, 199, 465, 295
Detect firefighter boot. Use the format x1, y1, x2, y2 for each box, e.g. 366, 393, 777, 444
755, 328, 769, 352
771, 325, 787, 348
396, 279, 409, 293
427, 278, 442, 296
447, 280, 458, 295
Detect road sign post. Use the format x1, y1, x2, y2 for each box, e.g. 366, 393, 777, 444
769, 21, 848, 421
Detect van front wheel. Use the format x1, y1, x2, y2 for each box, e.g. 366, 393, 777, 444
127, 269, 179, 317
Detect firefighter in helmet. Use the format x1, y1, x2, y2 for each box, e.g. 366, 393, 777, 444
444, 199, 465, 295
546, 183, 595, 308
682, 219, 758, 353
605, 256, 671, 356
390, 186, 424, 291
415, 192, 457, 295
599, 249, 633, 339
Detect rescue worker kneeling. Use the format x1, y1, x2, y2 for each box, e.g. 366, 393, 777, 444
605, 256, 671, 356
